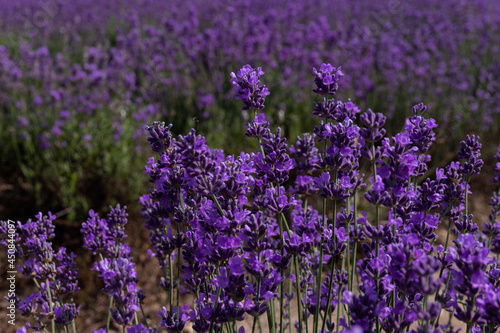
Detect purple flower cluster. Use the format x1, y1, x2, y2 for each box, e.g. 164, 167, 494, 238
0, 213, 80, 332
230, 65, 270, 111
82, 205, 144, 329
136, 63, 500, 333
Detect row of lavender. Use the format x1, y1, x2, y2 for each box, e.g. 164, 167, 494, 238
3, 0, 500, 133
2, 64, 500, 332
1, 0, 500, 217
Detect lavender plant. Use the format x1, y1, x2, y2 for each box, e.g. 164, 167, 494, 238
2, 63, 500, 333
1, 213, 80, 332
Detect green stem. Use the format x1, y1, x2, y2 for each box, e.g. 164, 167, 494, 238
278, 187, 285, 333
464, 180, 469, 217
271, 297, 278, 333
336, 285, 342, 333
351, 190, 358, 292
371, 142, 380, 257
314, 198, 327, 333
321, 259, 336, 333
444, 217, 453, 252
267, 307, 275, 333
45, 279, 56, 333
373, 196, 381, 330
375, 205, 380, 257
106, 296, 114, 333
169, 253, 174, 311
251, 277, 262, 333
140, 303, 150, 328
176, 226, 181, 317
346, 197, 351, 292
257, 315, 263, 333
295, 255, 303, 333
288, 274, 293, 333
211, 194, 225, 217
372, 141, 381, 333
208, 285, 221, 333
333, 199, 337, 246
434, 272, 452, 328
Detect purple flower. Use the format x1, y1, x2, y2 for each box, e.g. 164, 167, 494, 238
146, 121, 173, 154
458, 135, 483, 177
127, 323, 158, 333
491, 145, 500, 184
312, 63, 344, 96
264, 187, 297, 213
94, 257, 140, 325
230, 65, 270, 111
158, 306, 188, 333
405, 103, 437, 153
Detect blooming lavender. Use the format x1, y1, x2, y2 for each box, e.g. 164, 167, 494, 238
3, 60, 500, 333
1, 213, 80, 332
82, 205, 146, 331
230, 65, 270, 111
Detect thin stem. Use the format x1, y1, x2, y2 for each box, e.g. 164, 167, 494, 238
134, 308, 139, 325
278, 186, 285, 333
178, 189, 185, 213
257, 315, 263, 333
464, 180, 469, 217
140, 303, 150, 328
321, 258, 336, 333
391, 207, 397, 308
333, 199, 337, 246
371, 142, 380, 257
336, 284, 342, 333
169, 253, 174, 311
271, 297, 278, 333
346, 197, 351, 292
279, 212, 292, 237
288, 273, 293, 333
295, 255, 303, 333
444, 217, 453, 252
208, 285, 221, 333
176, 226, 181, 317
65, 297, 76, 333
434, 271, 452, 328
251, 277, 262, 333
314, 198, 327, 333
371, 141, 381, 333
211, 194, 226, 217
370, 149, 382, 333
351, 190, 358, 292
267, 305, 276, 333
375, 204, 380, 257
106, 296, 114, 333
45, 279, 56, 333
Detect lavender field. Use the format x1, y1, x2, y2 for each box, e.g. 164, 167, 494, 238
1, 0, 500, 332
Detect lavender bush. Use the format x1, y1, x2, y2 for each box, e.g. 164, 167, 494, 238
1, 0, 500, 218
2, 64, 500, 333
